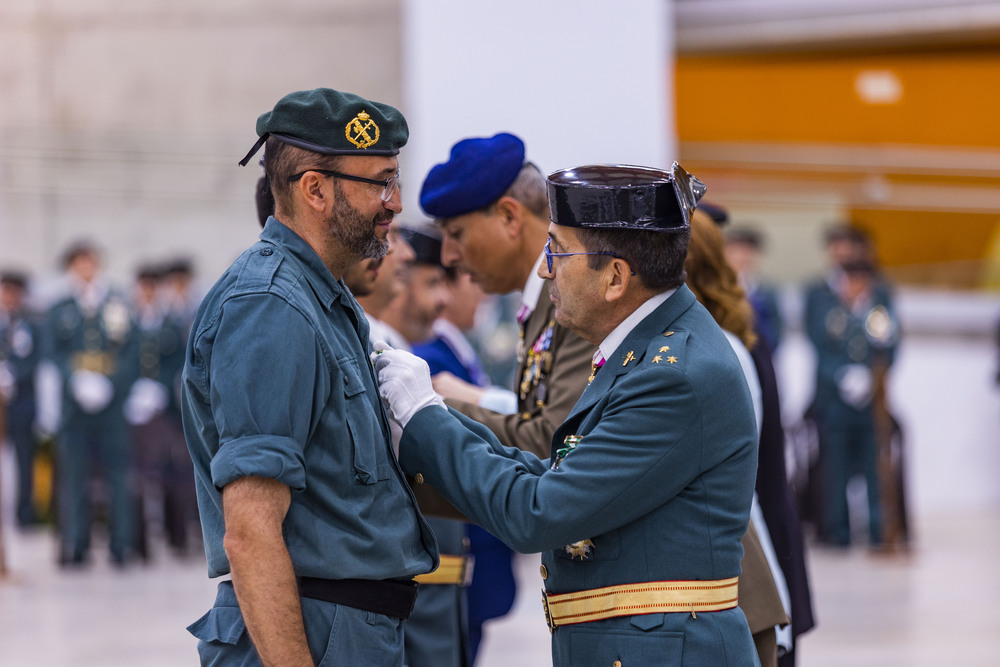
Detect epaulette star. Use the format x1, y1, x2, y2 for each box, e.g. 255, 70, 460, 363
667, 356, 678, 364
659, 346, 670, 353
652, 355, 663, 364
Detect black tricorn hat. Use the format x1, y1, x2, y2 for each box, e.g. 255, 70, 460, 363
546, 163, 706, 231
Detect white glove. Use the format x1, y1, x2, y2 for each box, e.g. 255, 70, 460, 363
837, 364, 873, 408
70, 369, 115, 414
372, 341, 445, 428
34, 361, 62, 436
124, 377, 169, 425
0, 361, 16, 402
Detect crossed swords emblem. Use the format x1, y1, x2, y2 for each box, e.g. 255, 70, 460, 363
345, 111, 380, 149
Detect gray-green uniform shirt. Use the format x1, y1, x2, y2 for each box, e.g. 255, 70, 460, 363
182, 217, 437, 581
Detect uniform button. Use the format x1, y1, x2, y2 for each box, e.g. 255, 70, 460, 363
414, 473, 424, 485
539, 564, 548, 580
613, 661, 622, 667
260, 247, 273, 256
520, 412, 531, 420
344, 375, 350, 384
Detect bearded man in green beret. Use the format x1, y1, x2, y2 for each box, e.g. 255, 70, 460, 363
182, 88, 438, 666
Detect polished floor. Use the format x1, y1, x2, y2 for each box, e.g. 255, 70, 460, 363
1, 507, 998, 666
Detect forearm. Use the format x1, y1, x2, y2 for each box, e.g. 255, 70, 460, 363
223, 477, 312, 666
228, 534, 311, 666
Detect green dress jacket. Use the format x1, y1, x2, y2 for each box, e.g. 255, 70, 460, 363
400, 286, 760, 666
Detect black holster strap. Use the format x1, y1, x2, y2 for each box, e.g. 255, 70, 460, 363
297, 576, 419, 620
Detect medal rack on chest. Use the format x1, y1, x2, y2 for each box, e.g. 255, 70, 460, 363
517, 318, 555, 409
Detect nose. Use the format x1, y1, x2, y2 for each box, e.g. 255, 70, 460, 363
537, 256, 553, 280
383, 185, 403, 214
440, 235, 461, 268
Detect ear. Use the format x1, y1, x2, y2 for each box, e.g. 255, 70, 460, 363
602, 258, 632, 303
295, 172, 330, 214
495, 196, 523, 239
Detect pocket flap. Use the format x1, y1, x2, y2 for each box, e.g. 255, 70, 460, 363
187, 606, 246, 645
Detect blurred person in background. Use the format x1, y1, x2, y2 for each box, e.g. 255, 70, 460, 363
355, 224, 415, 348
126, 264, 194, 560
725, 227, 783, 354
380, 226, 451, 348
160, 258, 200, 340
45, 242, 139, 567
688, 210, 815, 667
372, 224, 471, 667
804, 225, 902, 549
0, 271, 42, 527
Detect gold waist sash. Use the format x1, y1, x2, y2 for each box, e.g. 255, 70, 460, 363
542, 576, 739, 631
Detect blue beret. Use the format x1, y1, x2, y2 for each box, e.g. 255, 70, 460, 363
419, 132, 526, 218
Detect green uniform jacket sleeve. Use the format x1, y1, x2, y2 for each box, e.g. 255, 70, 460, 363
401, 357, 743, 555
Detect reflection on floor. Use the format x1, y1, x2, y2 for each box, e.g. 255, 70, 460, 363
1, 508, 998, 666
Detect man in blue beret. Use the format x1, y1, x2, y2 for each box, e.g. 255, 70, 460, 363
420, 133, 594, 460
375, 163, 761, 666
183, 88, 438, 666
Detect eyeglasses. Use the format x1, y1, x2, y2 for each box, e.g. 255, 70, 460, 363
543, 237, 623, 273
288, 169, 400, 202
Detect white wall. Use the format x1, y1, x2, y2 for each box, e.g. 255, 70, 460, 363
399, 0, 674, 223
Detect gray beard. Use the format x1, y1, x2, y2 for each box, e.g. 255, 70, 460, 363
330, 182, 390, 260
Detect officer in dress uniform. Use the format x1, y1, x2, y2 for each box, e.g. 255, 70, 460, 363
804, 251, 899, 547
0, 271, 42, 527
375, 163, 761, 666
45, 243, 139, 566
183, 88, 438, 665
421, 133, 595, 460
127, 265, 193, 559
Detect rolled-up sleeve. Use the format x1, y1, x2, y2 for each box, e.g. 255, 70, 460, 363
207, 293, 326, 492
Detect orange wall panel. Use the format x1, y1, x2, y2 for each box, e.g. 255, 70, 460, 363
677, 49, 1000, 147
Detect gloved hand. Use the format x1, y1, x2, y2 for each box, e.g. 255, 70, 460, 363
70, 369, 114, 414
124, 377, 169, 425
34, 361, 62, 436
837, 363, 873, 408
371, 341, 445, 428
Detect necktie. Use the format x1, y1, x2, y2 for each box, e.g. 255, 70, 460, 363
588, 350, 605, 384
516, 303, 533, 326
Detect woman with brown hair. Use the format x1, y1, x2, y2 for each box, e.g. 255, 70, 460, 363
686, 208, 815, 667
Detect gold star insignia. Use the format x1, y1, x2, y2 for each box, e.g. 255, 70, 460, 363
652, 355, 662, 364
664, 331, 675, 337
659, 346, 670, 353
667, 356, 678, 364
623, 351, 635, 366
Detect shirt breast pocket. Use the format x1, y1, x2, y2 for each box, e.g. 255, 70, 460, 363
339, 357, 392, 485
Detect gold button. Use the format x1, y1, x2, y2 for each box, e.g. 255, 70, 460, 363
414, 473, 424, 485
539, 564, 548, 580
521, 412, 531, 420
613, 661, 622, 667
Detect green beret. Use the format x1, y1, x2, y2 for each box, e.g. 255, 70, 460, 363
238, 88, 408, 166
